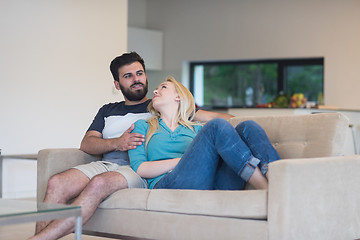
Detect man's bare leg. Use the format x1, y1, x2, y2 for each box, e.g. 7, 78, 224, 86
35, 168, 90, 234
29, 171, 128, 240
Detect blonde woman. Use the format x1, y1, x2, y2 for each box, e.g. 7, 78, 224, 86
128, 77, 280, 190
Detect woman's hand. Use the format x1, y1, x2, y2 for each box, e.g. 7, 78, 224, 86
136, 158, 181, 178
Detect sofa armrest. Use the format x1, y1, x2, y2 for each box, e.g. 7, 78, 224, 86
268, 155, 360, 240
37, 148, 101, 201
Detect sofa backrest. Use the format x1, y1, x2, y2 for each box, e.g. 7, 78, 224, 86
229, 112, 349, 159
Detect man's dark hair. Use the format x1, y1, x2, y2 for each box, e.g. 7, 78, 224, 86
110, 52, 146, 82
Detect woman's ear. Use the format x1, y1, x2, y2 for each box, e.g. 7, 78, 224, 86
175, 95, 181, 102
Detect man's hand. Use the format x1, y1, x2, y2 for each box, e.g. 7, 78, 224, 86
116, 124, 145, 151
80, 124, 145, 155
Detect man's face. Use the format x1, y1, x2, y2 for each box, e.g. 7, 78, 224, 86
115, 61, 148, 102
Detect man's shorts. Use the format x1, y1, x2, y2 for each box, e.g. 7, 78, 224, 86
73, 161, 147, 189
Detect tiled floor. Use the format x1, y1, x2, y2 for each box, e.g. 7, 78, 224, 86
0, 222, 110, 239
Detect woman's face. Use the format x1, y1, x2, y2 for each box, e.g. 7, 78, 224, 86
152, 81, 179, 110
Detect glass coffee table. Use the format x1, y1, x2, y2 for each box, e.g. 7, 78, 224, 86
0, 199, 82, 239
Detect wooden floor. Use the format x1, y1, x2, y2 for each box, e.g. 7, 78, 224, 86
0, 221, 113, 240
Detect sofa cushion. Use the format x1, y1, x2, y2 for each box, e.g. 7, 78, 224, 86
99, 188, 151, 210
147, 189, 267, 220
98, 188, 267, 220
229, 112, 349, 159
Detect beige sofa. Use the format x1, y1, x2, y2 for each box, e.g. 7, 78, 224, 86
37, 113, 360, 240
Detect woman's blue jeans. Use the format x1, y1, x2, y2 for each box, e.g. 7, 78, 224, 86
154, 118, 280, 190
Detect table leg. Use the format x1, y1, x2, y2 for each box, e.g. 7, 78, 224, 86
74, 215, 82, 240
0, 155, 3, 198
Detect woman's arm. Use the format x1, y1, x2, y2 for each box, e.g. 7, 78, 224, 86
136, 158, 180, 178
129, 120, 181, 179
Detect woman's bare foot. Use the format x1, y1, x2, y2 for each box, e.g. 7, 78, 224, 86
248, 167, 268, 190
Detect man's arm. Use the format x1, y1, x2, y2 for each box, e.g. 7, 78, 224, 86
80, 124, 145, 155
193, 109, 234, 123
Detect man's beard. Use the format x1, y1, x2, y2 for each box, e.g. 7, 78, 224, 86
119, 79, 148, 101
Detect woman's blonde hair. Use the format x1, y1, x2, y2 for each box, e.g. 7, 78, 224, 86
145, 77, 198, 149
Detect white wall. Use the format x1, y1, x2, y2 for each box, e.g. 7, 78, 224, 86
145, 0, 360, 110
128, 0, 170, 98
0, 0, 128, 198
2, 158, 37, 198
128, 0, 148, 28
0, 0, 128, 155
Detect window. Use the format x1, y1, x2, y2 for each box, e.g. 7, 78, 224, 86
189, 58, 323, 108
